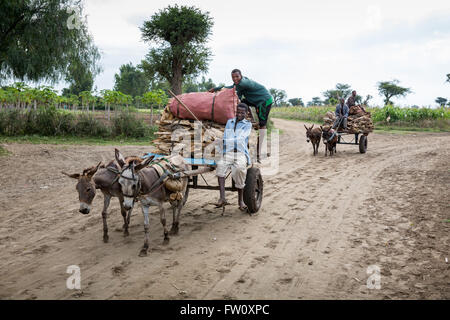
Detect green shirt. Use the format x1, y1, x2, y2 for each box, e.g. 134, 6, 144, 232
214, 76, 274, 109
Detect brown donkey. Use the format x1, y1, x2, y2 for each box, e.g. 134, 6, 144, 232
305, 124, 322, 156
62, 157, 142, 242
114, 149, 189, 257
321, 126, 338, 157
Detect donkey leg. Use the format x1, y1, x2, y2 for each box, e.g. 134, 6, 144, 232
118, 196, 130, 237
159, 204, 170, 245
101, 193, 111, 243
170, 201, 182, 235
169, 205, 179, 236
126, 207, 133, 230
139, 204, 150, 257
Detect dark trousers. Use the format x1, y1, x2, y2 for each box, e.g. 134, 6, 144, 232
241, 99, 272, 127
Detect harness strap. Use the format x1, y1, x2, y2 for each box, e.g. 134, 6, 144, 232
144, 169, 170, 196
329, 130, 337, 141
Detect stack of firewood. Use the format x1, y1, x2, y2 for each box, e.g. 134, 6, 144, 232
153, 105, 257, 157
323, 107, 374, 134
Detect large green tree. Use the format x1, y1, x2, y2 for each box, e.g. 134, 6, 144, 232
377, 80, 411, 105
62, 59, 95, 96
0, 0, 101, 84
114, 63, 150, 97
140, 5, 213, 95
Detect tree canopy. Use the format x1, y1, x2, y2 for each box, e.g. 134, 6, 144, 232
323, 83, 353, 105
288, 98, 304, 107
114, 63, 150, 97
435, 97, 448, 107
0, 0, 101, 84
377, 80, 411, 105
140, 5, 213, 95
270, 88, 287, 106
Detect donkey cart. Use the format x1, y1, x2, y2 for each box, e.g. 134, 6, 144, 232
336, 131, 369, 154
143, 153, 264, 215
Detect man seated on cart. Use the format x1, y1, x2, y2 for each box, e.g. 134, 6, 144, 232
333, 98, 349, 131
215, 103, 252, 211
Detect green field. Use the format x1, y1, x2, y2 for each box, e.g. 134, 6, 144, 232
271, 105, 450, 132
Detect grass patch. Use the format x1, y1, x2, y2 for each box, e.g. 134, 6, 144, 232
0, 135, 155, 146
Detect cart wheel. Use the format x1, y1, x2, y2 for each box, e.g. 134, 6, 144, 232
244, 168, 263, 214
359, 135, 368, 154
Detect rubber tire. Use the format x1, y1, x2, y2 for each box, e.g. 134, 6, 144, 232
359, 135, 368, 154
243, 168, 263, 214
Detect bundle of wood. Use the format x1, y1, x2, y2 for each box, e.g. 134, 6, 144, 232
153, 105, 225, 156
154, 105, 257, 157
323, 108, 374, 134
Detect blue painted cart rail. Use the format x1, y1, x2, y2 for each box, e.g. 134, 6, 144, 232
142, 153, 217, 167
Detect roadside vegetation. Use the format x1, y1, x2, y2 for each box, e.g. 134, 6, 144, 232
271, 105, 450, 132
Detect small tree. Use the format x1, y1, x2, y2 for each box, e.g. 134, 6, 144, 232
323, 83, 352, 105
308, 97, 323, 106
270, 88, 287, 106
79, 91, 93, 112
143, 89, 168, 125
435, 97, 448, 107
377, 80, 411, 105
140, 5, 213, 95
446, 74, 450, 84
288, 98, 304, 107
363, 95, 373, 106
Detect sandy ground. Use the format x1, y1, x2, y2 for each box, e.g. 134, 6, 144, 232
0, 118, 449, 300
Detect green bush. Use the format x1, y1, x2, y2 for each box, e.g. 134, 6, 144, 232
112, 112, 150, 138
0, 108, 156, 139
75, 113, 110, 137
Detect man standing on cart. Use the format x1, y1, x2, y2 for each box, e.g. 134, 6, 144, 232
215, 103, 252, 211
209, 69, 273, 162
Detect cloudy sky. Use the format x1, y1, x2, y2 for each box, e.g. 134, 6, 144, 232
78, 0, 450, 106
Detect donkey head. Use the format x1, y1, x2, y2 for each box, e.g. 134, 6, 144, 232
305, 124, 315, 143
321, 126, 334, 145
115, 149, 153, 210
62, 162, 101, 215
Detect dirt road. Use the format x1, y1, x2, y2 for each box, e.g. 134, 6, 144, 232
0, 118, 448, 300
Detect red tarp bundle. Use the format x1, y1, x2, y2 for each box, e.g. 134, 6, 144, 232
169, 88, 238, 125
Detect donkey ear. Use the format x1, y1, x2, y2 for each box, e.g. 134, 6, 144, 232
320, 126, 323, 131
62, 171, 80, 179
304, 125, 308, 130
310, 124, 314, 130
86, 162, 102, 178
115, 148, 126, 168
135, 156, 154, 171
